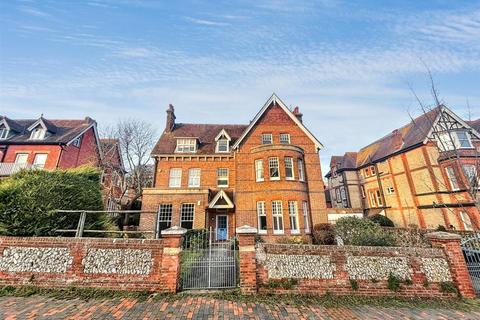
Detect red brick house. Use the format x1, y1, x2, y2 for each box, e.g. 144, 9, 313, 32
140, 94, 327, 240
0, 116, 102, 174
100, 139, 126, 211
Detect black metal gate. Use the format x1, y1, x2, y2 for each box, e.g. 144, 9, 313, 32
461, 233, 480, 296
181, 228, 238, 290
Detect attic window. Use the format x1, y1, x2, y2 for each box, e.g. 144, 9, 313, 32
216, 139, 229, 153
72, 137, 82, 147
30, 127, 46, 140
437, 131, 473, 151
0, 126, 9, 139
176, 138, 197, 153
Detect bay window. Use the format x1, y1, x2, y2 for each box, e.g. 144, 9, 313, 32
272, 201, 284, 234
298, 159, 305, 181
269, 157, 280, 180
257, 201, 267, 234
285, 157, 294, 180
288, 201, 299, 234
255, 159, 264, 182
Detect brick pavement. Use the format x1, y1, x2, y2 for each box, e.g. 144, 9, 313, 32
1, 296, 480, 319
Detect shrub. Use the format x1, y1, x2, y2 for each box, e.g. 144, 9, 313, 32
368, 214, 394, 227
334, 217, 395, 246
436, 225, 447, 231
0, 167, 115, 236
387, 273, 402, 292
277, 236, 309, 245
264, 278, 298, 290
440, 281, 458, 295
349, 279, 359, 291
312, 223, 335, 245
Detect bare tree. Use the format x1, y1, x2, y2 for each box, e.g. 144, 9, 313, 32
102, 118, 157, 210
408, 69, 479, 228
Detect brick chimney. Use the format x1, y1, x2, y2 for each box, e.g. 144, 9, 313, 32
165, 104, 176, 132
391, 129, 403, 150
293, 106, 303, 123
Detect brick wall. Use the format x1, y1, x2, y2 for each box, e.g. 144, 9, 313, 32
0, 237, 167, 292
249, 231, 476, 298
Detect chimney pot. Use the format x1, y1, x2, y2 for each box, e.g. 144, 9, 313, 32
165, 104, 176, 132
293, 106, 303, 123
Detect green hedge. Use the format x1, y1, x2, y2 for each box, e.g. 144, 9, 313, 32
335, 217, 395, 246
0, 166, 115, 236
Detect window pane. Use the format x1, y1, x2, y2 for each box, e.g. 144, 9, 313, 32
288, 201, 299, 233
285, 157, 294, 179
217, 168, 229, 187
280, 133, 290, 144
446, 166, 459, 190
272, 201, 284, 233
269, 157, 279, 179
257, 202, 267, 233
158, 204, 173, 231
181, 203, 195, 229
255, 160, 264, 181
33, 154, 47, 169
262, 134, 272, 144
302, 201, 310, 233
188, 168, 201, 187
298, 159, 305, 181
456, 132, 472, 148
462, 165, 478, 187
169, 168, 182, 187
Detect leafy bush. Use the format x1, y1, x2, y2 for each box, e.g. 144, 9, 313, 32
277, 236, 309, 245
349, 279, 359, 291
440, 281, 458, 295
334, 217, 395, 246
436, 225, 447, 231
264, 278, 298, 289
368, 214, 394, 227
0, 167, 115, 236
387, 273, 402, 292
313, 223, 335, 245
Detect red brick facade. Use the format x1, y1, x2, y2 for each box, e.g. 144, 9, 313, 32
141, 95, 327, 239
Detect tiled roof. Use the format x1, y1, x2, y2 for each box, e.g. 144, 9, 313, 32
0, 116, 95, 145
152, 123, 248, 155
355, 107, 440, 167
467, 119, 480, 132
326, 152, 358, 177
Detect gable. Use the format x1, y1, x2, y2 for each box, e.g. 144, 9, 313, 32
232, 94, 323, 150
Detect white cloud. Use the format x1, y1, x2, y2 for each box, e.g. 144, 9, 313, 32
17, 5, 50, 17
185, 17, 230, 27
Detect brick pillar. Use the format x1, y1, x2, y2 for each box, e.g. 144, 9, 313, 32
160, 226, 187, 293
427, 232, 476, 298
236, 225, 258, 295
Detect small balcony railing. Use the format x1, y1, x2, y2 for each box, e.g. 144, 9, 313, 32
0, 163, 33, 176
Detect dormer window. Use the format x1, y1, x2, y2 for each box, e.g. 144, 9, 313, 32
215, 129, 231, 153
217, 139, 229, 152
30, 127, 46, 140
437, 131, 473, 151
176, 138, 197, 153
0, 126, 9, 139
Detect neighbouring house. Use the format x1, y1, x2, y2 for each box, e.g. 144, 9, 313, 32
140, 94, 327, 240
325, 105, 480, 230
100, 139, 126, 211
0, 116, 102, 174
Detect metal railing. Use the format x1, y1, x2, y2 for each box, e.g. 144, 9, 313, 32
0, 163, 33, 176
461, 232, 480, 296
54, 210, 159, 238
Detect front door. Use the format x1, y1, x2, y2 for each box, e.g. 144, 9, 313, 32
216, 215, 228, 241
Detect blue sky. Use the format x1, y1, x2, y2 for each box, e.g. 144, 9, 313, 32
1, 0, 479, 175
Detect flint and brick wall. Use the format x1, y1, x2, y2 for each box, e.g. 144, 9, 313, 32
256, 243, 456, 297
0, 237, 167, 292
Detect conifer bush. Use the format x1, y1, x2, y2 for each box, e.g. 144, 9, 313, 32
0, 166, 116, 236
334, 217, 395, 246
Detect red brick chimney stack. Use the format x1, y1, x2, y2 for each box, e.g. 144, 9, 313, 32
166, 104, 176, 132
293, 106, 303, 123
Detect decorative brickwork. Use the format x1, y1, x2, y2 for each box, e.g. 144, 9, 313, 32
237, 226, 258, 295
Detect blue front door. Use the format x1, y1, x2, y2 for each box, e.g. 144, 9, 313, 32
216, 215, 228, 241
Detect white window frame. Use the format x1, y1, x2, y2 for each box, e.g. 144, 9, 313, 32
262, 133, 272, 145
255, 159, 264, 182
169, 168, 182, 188
157, 203, 173, 231
446, 166, 460, 191
188, 168, 201, 188
460, 211, 473, 231
288, 201, 299, 234
257, 201, 267, 234
298, 159, 305, 181
386, 187, 395, 195
279, 133, 290, 144
72, 136, 82, 147
216, 139, 229, 153
269, 157, 280, 180
284, 157, 294, 180
180, 203, 195, 229
375, 189, 383, 207
175, 138, 197, 153
272, 200, 284, 234
0, 126, 9, 139
462, 164, 479, 189
217, 168, 229, 187
302, 201, 310, 234
437, 131, 473, 151
32, 153, 48, 169
30, 127, 46, 140
369, 190, 377, 207
14, 153, 29, 165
